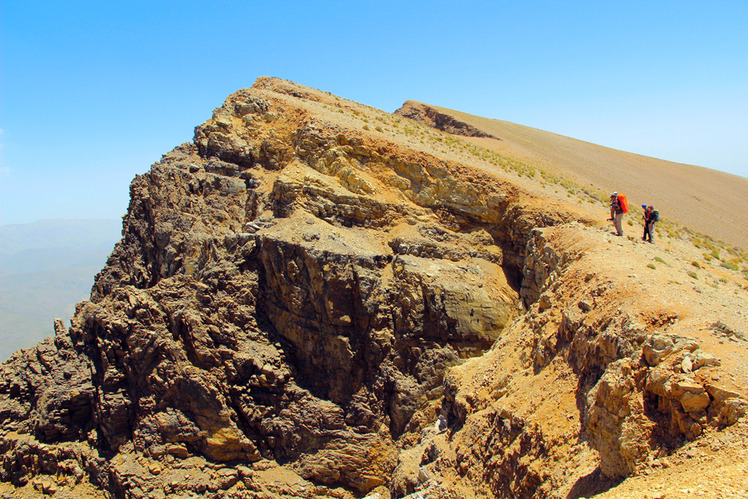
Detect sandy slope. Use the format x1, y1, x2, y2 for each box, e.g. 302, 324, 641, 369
404, 102, 748, 249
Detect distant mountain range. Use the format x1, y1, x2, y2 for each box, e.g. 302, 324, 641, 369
0, 219, 121, 361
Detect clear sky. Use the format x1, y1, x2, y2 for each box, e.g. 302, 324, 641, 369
1, 1, 746, 225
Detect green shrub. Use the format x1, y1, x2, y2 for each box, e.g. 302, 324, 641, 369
654, 257, 667, 265
691, 261, 701, 269
687, 271, 698, 279
721, 261, 739, 271
647, 263, 656, 270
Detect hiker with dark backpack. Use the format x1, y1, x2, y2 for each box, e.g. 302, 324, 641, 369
642, 205, 659, 243
609, 192, 627, 236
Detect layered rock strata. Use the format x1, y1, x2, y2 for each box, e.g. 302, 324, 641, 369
394, 101, 497, 139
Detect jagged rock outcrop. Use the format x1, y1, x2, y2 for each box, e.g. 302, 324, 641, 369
0, 78, 536, 497
408, 225, 748, 498
1, 78, 746, 498
394, 101, 498, 139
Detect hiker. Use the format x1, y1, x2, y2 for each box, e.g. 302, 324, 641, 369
642, 205, 658, 243
609, 192, 627, 236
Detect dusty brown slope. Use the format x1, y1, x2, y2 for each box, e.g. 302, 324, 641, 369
396, 101, 748, 249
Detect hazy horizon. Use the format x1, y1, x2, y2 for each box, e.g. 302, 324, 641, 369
0, 218, 122, 360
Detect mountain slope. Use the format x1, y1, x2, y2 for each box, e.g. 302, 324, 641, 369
396, 101, 748, 248
0, 78, 746, 498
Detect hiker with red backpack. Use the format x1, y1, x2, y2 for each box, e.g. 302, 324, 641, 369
609, 192, 627, 236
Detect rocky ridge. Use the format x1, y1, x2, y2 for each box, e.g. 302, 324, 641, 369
0, 77, 746, 498
393, 101, 497, 139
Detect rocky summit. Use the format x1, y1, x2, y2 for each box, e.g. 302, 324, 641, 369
1, 77, 747, 498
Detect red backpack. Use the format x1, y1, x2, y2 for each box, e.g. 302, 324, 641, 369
618, 193, 629, 214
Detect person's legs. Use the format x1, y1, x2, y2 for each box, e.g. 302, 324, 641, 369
614, 213, 623, 236
647, 222, 655, 243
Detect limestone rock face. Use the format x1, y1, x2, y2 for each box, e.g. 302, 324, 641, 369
0, 320, 94, 442
0, 78, 535, 497
1, 78, 746, 498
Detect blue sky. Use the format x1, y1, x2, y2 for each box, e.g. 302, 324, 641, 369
1, 1, 746, 225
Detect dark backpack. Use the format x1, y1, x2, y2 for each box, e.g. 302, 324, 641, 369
651, 210, 660, 222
